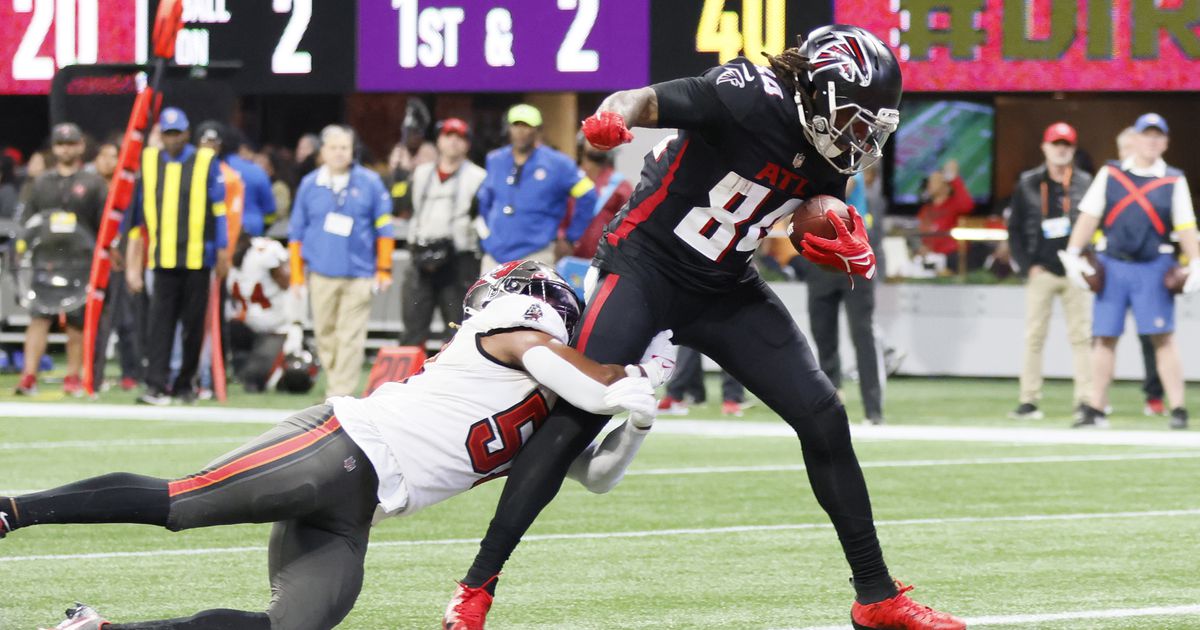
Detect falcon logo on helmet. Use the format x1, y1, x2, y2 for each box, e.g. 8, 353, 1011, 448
809, 32, 872, 87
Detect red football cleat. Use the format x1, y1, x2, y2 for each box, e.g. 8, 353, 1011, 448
851, 581, 966, 630
63, 375, 84, 398
443, 575, 497, 630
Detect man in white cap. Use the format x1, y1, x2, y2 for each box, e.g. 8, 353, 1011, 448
1061, 113, 1200, 429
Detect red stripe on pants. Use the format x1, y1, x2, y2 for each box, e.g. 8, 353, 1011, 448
576, 274, 620, 354
168, 416, 342, 497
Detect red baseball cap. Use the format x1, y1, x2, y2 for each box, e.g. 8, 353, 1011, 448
1043, 122, 1077, 145
438, 118, 470, 138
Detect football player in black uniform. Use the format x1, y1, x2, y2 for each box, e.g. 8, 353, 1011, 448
443, 25, 966, 630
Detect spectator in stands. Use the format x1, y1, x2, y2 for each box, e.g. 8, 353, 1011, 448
1062, 113, 1200, 430
124, 108, 230, 405
88, 136, 119, 181
294, 133, 320, 179
572, 139, 632, 259
1007, 122, 1094, 421
288, 124, 394, 397
400, 117, 486, 348
476, 104, 597, 271
658, 346, 748, 417
393, 99, 437, 173
15, 123, 107, 396
254, 149, 293, 222
0, 152, 18, 219
17, 149, 48, 204
386, 100, 437, 222
916, 159, 974, 265
804, 170, 886, 424
224, 128, 277, 237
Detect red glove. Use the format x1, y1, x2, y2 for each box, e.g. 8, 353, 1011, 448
582, 111, 634, 151
800, 205, 877, 280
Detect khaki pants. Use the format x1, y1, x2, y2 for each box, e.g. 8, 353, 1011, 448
481, 242, 557, 275
1020, 270, 1093, 405
309, 273, 374, 397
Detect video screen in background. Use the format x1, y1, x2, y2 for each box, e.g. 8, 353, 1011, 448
892, 100, 994, 206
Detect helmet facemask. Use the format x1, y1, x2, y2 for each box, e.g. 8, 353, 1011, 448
463, 260, 583, 337
797, 81, 899, 175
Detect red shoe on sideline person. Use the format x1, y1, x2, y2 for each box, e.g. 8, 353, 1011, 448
15, 373, 38, 396
63, 375, 84, 398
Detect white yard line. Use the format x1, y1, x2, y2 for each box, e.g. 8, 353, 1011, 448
5, 402, 1200, 447
628, 451, 1200, 476
0, 437, 246, 450
4, 507, 1198, 563
6, 451, 1196, 496
779, 603, 1200, 629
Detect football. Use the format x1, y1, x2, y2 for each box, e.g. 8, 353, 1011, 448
1164, 263, 1189, 295
787, 195, 854, 252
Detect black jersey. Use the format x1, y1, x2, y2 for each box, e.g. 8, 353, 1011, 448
594, 58, 848, 292
19, 169, 107, 236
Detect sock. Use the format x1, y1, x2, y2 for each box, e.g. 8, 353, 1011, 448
107, 610, 271, 629
852, 575, 899, 604
7, 473, 169, 530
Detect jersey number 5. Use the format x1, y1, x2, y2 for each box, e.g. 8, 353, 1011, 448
466, 391, 550, 475
674, 172, 799, 262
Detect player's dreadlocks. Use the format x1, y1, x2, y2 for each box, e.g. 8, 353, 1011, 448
764, 35, 813, 92
764, 35, 816, 113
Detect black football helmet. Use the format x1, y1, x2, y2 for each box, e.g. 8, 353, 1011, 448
794, 25, 902, 175
463, 260, 583, 336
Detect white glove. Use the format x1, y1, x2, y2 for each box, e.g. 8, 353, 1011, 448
282, 323, 304, 356
1057, 249, 1095, 290
602, 376, 657, 429
1184, 261, 1200, 295
634, 329, 677, 389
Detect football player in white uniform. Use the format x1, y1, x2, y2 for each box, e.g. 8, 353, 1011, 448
225, 235, 309, 392
4, 260, 675, 630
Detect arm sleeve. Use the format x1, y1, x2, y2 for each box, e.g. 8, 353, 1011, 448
564, 170, 597, 242
565, 420, 649, 494
1007, 184, 1031, 271
287, 181, 309, 242
476, 168, 495, 224
653, 76, 731, 131
949, 176, 974, 214
522, 345, 622, 415
257, 173, 277, 223
125, 183, 143, 231
1172, 176, 1196, 231
208, 161, 225, 204
372, 179, 395, 238
1078, 168, 1109, 218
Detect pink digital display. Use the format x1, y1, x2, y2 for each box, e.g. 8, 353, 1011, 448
0, 0, 138, 95
835, 0, 1200, 91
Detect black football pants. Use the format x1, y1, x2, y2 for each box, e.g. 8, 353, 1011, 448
145, 268, 210, 396
6, 406, 378, 630
806, 265, 884, 419
467, 266, 892, 600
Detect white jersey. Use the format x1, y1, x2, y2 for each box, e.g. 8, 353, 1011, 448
331, 294, 569, 517
226, 237, 292, 334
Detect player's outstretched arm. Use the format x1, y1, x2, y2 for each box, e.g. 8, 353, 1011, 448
596, 87, 659, 129
479, 329, 655, 415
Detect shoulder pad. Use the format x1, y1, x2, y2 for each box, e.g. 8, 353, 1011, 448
466, 294, 569, 343
703, 58, 789, 126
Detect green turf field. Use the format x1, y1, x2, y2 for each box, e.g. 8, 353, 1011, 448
3, 375, 1200, 629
